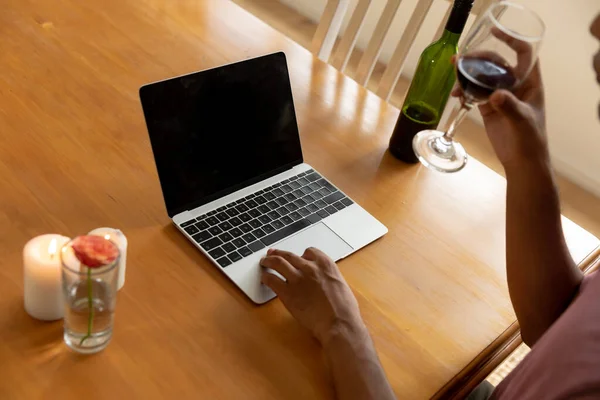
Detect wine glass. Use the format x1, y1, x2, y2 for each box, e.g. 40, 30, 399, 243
412, 1, 545, 173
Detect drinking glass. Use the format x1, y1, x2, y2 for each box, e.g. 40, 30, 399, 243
61, 237, 120, 354
412, 1, 545, 173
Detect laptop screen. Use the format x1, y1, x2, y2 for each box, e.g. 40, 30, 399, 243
140, 53, 303, 217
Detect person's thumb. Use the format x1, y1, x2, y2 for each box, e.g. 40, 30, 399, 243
489, 90, 528, 122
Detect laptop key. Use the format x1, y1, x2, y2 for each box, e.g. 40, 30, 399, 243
256, 190, 265, 195
232, 238, 246, 248
262, 224, 275, 234
254, 196, 267, 205
275, 197, 289, 206
249, 219, 262, 229
307, 213, 322, 224
208, 226, 222, 236
195, 220, 209, 230
181, 219, 196, 228
280, 184, 292, 193
271, 220, 285, 230
281, 179, 290, 184
280, 216, 293, 225
206, 216, 220, 226
258, 215, 272, 224
305, 172, 321, 182
229, 217, 242, 226
200, 237, 222, 251
264, 192, 276, 200
216, 256, 232, 268
226, 208, 240, 217
248, 241, 266, 252
209, 247, 226, 259
192, 231, 211, 243
297, 171, 307, 177
245, 199, 258, 208
257, 205, 270, 214
312, 191, 324, 200
184, 225, 199, 235
341, 198, 354, 206
229, 227, 243, 237
248, 209, 261, 218
324, 191, 345, 204
284, 193, 296, 201
334, 202, 346, 211
302, 194, 315, 204
222, 242, 236, 253
325, 205, 337, 214
239, 213, 252, 222
297, 177, 310, 186
218, 221, 233, 231
217, 206, 227, 212
239, 223, 252, 233
301, 186, 313, 195
261, 219, 311, 246
317, 209, 329, 218
266, 201, 279, 210
219, 232, 233, 243
294, 198, 307, 208
252, 228, 266, 238
242, 233, 256, 243
289, 212, 302, 221
238, 246, 253, 257
289, 175, 299, 181
236, 204, 249, 213
318, 187, 332, 196
298, 207, 310, 217
226, 203, 236, 208
228, 251, 242, 263
235, 199, 245, 204
272, 188, 284, 197
276, 206, 290, 216
292, 189, 304, 198
286, 203, 299, 212
308, 182, 321, 191
207, 210, 217, 216
315, 199, 328, 209
267, 210, 280, 220
289, 181, 301, 189
273, 182, 282, 188
306, 204, 319, 213
245, 194, 255, 200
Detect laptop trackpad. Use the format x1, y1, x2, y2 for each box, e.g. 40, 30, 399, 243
271, 222, 353, 261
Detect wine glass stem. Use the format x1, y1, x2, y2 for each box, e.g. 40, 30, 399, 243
442, 101, 473, 141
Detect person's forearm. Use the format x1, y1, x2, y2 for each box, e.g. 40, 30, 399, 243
322, 322, 396, 400
505, 162, 583, 346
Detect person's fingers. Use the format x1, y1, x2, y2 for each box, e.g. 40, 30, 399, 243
260, 255, 300, 281
489, 90, 529, 122
261, 270, 286, 295
450, 54, 457, 66
491, 27, 534, 82
302, 247, 331, 264
268, 249, 308, 269
451, 85, 462, 98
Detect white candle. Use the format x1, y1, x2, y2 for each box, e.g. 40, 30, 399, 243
23, 234, 70, 321
88, 227, 128, 290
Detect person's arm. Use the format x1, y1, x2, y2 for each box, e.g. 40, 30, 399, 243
261, 248, 396, 400
459, 55, 583, 346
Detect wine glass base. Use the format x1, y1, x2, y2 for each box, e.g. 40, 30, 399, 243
412, 130, 468, 173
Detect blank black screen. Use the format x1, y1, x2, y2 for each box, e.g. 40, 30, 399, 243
140, 53, 303, 217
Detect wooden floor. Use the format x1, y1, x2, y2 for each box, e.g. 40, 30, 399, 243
232, 0, 600, 240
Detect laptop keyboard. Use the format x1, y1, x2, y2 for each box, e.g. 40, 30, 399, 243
179, 169, 353, 268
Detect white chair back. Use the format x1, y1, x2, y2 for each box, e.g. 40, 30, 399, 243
312, 0, 494, 101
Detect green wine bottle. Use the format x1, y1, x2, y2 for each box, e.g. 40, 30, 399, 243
389, 0, 474, 163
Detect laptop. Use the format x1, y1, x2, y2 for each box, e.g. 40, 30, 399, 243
139, 52, 387, 304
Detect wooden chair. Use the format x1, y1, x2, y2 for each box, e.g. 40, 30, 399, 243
311, 0, 494, 102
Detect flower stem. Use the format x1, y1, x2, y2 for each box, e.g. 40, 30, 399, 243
79, 267, 94, 346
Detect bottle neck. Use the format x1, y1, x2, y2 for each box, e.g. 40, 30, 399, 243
439, 29, 461, 45
444, 2, 472, 34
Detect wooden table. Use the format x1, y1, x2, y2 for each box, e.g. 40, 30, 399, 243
1, 0, 598, 399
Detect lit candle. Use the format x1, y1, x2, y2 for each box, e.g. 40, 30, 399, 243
88, 227, 127, 290
23, 234, 70, 321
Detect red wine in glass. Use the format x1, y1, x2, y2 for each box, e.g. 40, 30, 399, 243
456, 55, 517, 103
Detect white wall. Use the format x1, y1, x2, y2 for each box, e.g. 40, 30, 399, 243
282, 0, 600, 196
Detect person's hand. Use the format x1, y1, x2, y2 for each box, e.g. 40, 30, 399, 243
260, 247, 367, 346
452, 29, 549, 173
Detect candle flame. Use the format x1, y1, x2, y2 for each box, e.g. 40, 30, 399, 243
104, 234, 111, 240
48, 239, 58, 259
